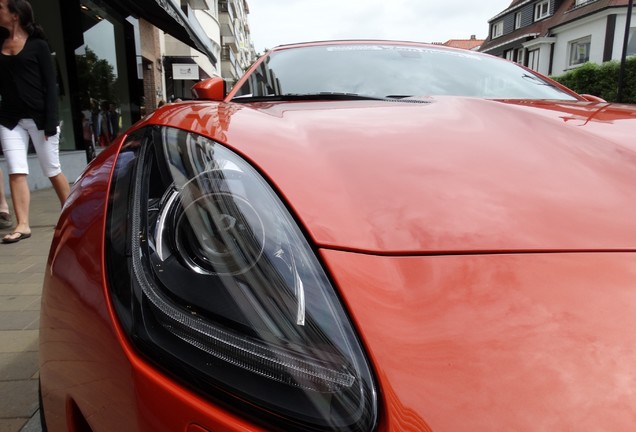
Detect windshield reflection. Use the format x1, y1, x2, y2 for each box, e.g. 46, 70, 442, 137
234, 44, 578, 101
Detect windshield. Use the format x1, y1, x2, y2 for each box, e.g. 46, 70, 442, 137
233, 43, 578, 101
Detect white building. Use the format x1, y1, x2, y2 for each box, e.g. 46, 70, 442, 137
219, 0, 258, 84
162, 0, 256, 100
480, 0, 636, 77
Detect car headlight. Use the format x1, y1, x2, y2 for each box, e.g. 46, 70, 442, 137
106, 126, 377, 431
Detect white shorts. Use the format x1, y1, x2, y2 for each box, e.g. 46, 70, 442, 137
0, 118, 62, 177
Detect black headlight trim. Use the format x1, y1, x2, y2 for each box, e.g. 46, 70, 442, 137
130, 163, 356, 391
107, 126, 378, 431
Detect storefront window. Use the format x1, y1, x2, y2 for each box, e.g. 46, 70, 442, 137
29, 0, 138, 153
31, 0, 75, 151
27, 0, 208, 156
76, 0, 133, 148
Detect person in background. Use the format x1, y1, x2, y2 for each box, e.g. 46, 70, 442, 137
108, 102, 120, 138
0, 167, 11, 229
81, 111, 93, 148
81, 111, 95, 161
95, 101, 112, 146
0, 0, 70, 243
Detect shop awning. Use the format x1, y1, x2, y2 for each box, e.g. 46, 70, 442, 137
110, 0, 217, 66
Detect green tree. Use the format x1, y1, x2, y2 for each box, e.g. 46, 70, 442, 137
75, 47, 117, 110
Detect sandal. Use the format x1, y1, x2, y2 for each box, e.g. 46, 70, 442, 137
0, 212, 11, 229
2, 231, 31, 244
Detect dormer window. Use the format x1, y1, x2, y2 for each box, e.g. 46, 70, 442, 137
534, 0, 550, 21
492, 20, 504, 38
515, 12, 522, 29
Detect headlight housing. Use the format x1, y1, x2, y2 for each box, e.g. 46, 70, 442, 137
106, 126, 377, 431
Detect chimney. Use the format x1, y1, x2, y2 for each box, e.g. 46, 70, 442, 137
470, 34, 476, 40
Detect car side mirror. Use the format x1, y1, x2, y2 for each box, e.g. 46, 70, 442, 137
580, 94, 607, 103
192, 77, 226, 101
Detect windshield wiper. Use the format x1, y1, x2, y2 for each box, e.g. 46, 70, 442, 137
522, 73, 555, 87
232, 92, 391, 102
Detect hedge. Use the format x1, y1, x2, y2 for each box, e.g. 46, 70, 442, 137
551, 56, 636, 104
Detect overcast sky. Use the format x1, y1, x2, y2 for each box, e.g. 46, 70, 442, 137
247, 0, 513, 54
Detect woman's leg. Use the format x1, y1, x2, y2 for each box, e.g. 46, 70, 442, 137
0, 168, 9, 213
0, 168, 11, 229
0, 122, 30, 240
7, 173, 30, 235
26, 120, 70, 207
49, 172, 70, 206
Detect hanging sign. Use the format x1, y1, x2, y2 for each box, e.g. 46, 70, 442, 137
172, 63, 200, 80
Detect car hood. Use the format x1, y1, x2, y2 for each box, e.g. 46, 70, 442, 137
155, 97, 636, 253
321, 249, 636, 431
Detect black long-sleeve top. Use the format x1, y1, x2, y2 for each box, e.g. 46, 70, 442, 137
0, 35, 58, 135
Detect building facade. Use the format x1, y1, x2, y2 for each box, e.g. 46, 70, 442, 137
163, 0, 256, 101
12, 0, 254, 159
162, 1, 218, 103
480, 0, 636, 77
219, 0, 257, 85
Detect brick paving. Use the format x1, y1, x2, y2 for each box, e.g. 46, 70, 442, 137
0, 188, 61, 432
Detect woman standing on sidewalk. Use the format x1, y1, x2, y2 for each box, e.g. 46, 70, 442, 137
0, 0, 69, 244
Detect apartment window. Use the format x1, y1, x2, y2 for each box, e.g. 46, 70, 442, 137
569, 36, 591, 66
628, 28, 636, 56
492, 20, 503, 38
534, 0, 550, 21
515, 12, 522, 29
505, 49, 514, 61
516, 48, 525, 64
527, 49, 540, 71
575, 0, 597, 6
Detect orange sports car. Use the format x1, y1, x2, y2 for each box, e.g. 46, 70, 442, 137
39, 41, 636, 431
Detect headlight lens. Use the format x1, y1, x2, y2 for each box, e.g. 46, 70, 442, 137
106, 127, 377, 431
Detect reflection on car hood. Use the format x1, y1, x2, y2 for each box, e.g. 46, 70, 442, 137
154, 97, 636, 253
321, 249, 636, 431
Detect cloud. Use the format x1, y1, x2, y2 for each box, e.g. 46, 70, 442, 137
247, 0, 512, 53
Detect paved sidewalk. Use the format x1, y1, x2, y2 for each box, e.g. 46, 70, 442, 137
0, 188, 61, 432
